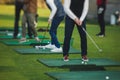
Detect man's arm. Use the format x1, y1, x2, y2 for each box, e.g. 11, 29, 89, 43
79, 0, 89, 21
46, 0, 57, 21
64, 0, 77, 20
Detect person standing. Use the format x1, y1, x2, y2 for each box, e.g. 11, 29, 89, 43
114, 11, 120, 25
19, 0, 40, 43
63, 0, 89, 61
44, 0, 65, 52
13, 0, 33, 39
96, 0, 107, 37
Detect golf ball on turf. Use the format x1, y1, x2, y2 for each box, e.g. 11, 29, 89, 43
105, 76, 109, 79
81, 61, 84, 64
99, 49, 102, 52
35, 46, 39, 49
43, 46, 46, 50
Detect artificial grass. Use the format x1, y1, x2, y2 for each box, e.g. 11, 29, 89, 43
46, 71, 120, 80
0, 5, 120, 80
38, 58, 120, 67
0, 43, 68, 80
2, 39, 51, 46
14, 46, 80, 54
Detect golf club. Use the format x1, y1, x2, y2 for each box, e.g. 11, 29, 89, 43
35, 24, 50, 49
41, 24, 50, 43
82, 27, 102, 52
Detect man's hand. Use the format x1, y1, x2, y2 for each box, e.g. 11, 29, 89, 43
48, 19, 52, 24
74, 18, 82, 26
98, 7, 104, 14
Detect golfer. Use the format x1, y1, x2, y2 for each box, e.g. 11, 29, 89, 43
63, 0, 89, 61
96, 0, 107, 37
44, 0, 65, 52
19, 0, 40, 43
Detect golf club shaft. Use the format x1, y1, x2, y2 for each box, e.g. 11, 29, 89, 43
82, 27, 101, 51
41, 24, 50, 43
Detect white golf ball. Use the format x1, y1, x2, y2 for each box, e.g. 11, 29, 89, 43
81, 61, 84, 64
43, 46, 46, 50
105, 76, 109, 79
99, 49, 102, 52
84, 62, 87, 65
35, 46, 39, 50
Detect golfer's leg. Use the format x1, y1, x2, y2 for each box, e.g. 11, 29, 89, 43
63, 16, 75, 56
77, 21, 87, 56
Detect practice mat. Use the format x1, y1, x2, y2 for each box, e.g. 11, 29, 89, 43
2, 39, 51, 46
0, 31, 9, 35
14, 47, 81, 54
0, 28, 13, 31
38, 58, 120, 67
0, 30, 14, 35
46, 71, 120, 80
0, 35, 48, 39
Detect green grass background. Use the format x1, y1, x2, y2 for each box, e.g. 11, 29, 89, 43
0, 5, 120, 80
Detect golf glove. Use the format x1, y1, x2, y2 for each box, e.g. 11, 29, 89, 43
98, 7, 104, 14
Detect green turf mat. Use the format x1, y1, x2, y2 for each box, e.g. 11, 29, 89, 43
38, 58, 120, 67
0, 35, 48, 39
0, 28, 13, 31
2, 39, 51, 46
0, 31, 13, 35
14, 47, 80, 54
46, 71, 120, 80
0, 31, 8, 35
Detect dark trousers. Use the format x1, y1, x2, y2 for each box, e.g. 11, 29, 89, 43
97, 6, 106, 35
13, 1, 32, 38
63, 16, 87, 56
50, 16, 64, 48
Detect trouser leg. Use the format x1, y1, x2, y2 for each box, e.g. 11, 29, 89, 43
27, 13, 38, 37
50, 16, 64, 48
13, 2, 23, 37
77, 20, 87, 56
63, 16, 74, 56
21, 14, 27, 38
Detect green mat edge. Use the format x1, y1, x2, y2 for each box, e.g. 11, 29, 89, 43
14, 46, 81, 54
2, 39, 51, 46
0, 35, 49, 39
37, 58, 120, 67
46, 71, 120, 80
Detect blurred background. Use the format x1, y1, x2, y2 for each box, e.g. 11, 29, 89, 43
0, 0, 120, 23
0, 0, 120, 80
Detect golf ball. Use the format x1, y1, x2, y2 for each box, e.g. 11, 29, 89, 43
105, 76, 109, 79
81, 61, 84, 64
43, 46, 46, 50
84, 62, 87, 65
99, 49, 102, 52
35, 46, 39, 50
